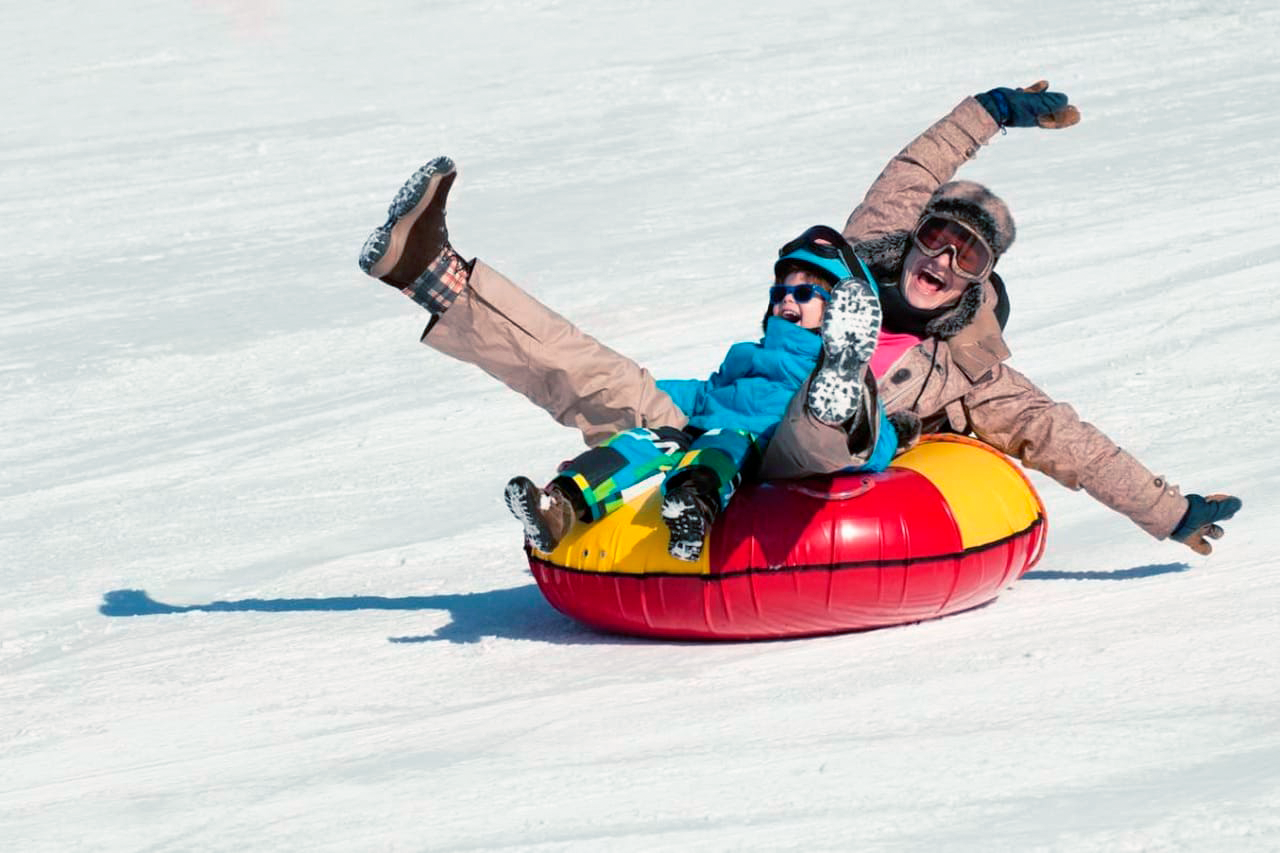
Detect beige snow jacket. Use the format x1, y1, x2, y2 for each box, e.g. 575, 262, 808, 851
846, 97, 1188, 539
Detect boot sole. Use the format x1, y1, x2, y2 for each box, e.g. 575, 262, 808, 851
808, 274, 882, 425
504, 476, 559, 553
661, 491, 707, 562
359, 156, 457, 281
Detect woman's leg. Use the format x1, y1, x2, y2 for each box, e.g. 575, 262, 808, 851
362, 157, 686, 447
424, 262, 687, 446
759, 377, 896, 479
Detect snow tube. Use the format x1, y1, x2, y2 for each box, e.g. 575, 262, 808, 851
527, 434, 1047, 640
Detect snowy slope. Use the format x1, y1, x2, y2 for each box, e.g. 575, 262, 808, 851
3, 1, 1279, 849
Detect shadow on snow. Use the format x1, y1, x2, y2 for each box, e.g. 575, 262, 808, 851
1021, 561, 1191, 581
98, 562, 1192, 646
97, 585, 617, 646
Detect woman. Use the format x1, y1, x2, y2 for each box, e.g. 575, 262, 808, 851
758, 85, 1241, 553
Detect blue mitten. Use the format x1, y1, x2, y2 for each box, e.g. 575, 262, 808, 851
975, 80, 1080, 129
1170, 493, 1243, 555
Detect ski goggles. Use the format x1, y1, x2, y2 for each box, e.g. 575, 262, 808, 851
776, 225, 854, 282
769, 283, 832, 304
911, 215, 995, 281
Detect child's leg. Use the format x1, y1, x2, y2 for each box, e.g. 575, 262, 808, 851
662, 428, 762, 512
504, 475, 576, 553
507, 426, 690, 551
551, 427, 692, 523
660, 429, 761, 562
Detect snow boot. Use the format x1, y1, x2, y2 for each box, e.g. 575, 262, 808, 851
807, 272, 882, 427
661, 482, 719, 563
504, 476, 576, 553
359, 156, 468, 315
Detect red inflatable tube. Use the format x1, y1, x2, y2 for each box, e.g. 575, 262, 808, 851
527, 435, 1048, 640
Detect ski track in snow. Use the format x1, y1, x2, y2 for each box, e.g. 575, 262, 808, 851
3, 1, 1280, 850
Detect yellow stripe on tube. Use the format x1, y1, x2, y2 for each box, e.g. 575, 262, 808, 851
890, 436, 1041, 550
536, 483, 712, 575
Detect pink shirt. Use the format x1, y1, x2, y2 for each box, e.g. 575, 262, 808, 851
870, 329, 924, 380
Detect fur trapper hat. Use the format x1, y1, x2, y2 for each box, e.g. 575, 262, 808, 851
922, 180, 1016, 259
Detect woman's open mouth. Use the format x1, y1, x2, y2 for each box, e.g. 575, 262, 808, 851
917, 269, 947, 290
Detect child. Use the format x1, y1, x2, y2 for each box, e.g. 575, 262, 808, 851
505, 226, 899, 561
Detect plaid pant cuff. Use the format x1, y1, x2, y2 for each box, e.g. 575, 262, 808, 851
403, 248, 470, 315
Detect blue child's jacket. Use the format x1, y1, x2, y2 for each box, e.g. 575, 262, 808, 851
657, 316, 820, 443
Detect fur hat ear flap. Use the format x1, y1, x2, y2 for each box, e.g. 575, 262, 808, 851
850, 231, 911, 282
922, 181, 1016, 259
924, 281, 985, 339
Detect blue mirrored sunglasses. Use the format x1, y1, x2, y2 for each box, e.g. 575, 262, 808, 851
769, 283, 831, 304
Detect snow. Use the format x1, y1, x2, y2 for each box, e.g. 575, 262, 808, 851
3, 0, 1279, 849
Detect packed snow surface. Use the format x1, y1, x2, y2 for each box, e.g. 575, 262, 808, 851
4, 1, 1279, 850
